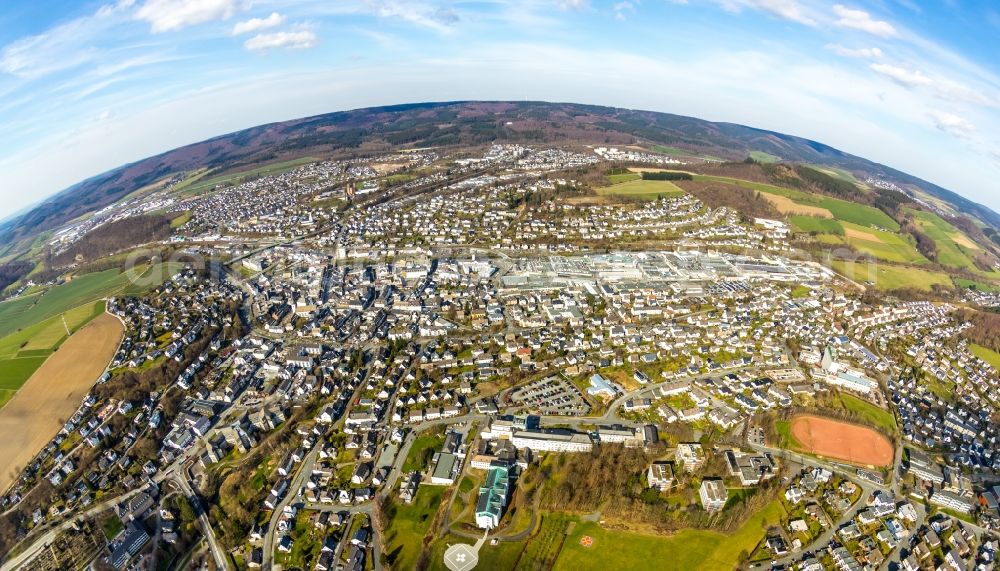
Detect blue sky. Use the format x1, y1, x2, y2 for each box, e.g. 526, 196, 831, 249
1, 0, 999, 221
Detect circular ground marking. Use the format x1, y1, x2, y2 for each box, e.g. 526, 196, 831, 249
580, 536, 593, 548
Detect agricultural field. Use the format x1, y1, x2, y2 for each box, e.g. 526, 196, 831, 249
954, 278, 1000, 292
908, 209, 985, 272
0, 263, 180, 339
652, 170, 899, 230
596, 179, 686, 200
0, 312, 124, 492
807, 165, 860, 185
840, 222, 928, 264
553, 500, 786, 571
829, 260, 951, 292
606, 173, 641, 184
646, 145, 723, 161
789, 216, 843, 234
748, 150, 781, 163
178, 156, 319, 196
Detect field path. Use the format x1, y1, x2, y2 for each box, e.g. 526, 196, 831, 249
0, 312, 123, 491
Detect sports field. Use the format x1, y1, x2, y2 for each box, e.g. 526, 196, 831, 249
596, 179, 686, 200
0, 312, 123, 491
790, 415, 893, 467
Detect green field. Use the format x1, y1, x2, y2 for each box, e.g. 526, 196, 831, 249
774, 419, 803, 450
606, 173, 641, 184
909, 209, 985, 272
789, 216, 843, 234
169, 211, 192, 228
837, 393, 896, 434
384, 485, 447, 570
657, 171, 901, 231
0, 299, 108, 407
808, 165, 860, 185
402, 430, 446, 474
749, 151, 781, 163
553, 500, 785, 571
840, 222, 928, 264
830, 260, 952, 292
954, 278, 1000, 292
179, 157, 319, 196
0, 356, 48, 391
647, 145, 723, 161
0, 263, 179, 339
597, 179, 686, 200
970, 344, 1000, 370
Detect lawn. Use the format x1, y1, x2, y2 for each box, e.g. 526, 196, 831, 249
790, 216, 843, 235
553, 500, 786, 571
102, 515, 125, 540
970, 344, 1000, 370
402, 429, 446, 474
596, 179, 686, 201
384, 485, 447, 571
829, 260, 951, 292
837, 393, 897, 434
774, 419, 803, 450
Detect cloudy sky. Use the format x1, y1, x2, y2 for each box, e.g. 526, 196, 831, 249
1, 0, 999, 221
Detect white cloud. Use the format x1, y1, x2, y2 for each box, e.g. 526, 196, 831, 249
717, 0, 815, 26
870, 63, 930, 87
613, 1, 635, 20
232, 12, 285, 36
826, 44, 882, 59
244, 31, 318, 51
0, 2, 127, 78
135, 0, 237, 33
833, 5, 896, 37
558, 0, 589, 9
929, 110, 974, 138
364, 1, 460, 31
